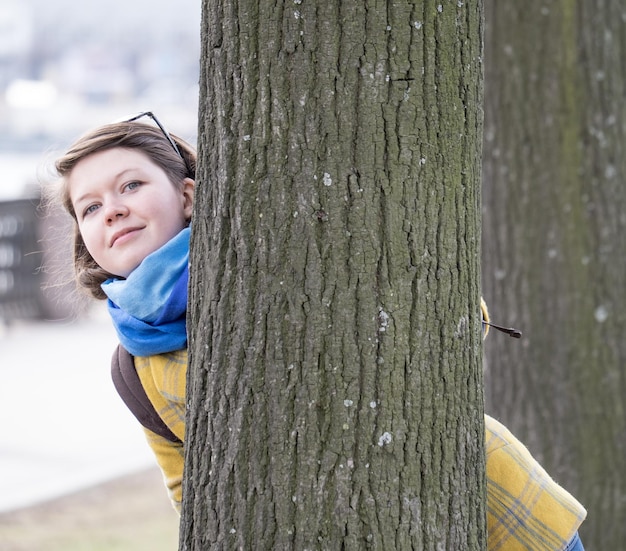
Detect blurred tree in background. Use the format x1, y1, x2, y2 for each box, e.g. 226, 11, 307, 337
184, 0, 486, 549
482, 1, 626, 548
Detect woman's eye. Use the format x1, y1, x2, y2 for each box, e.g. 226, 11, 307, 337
83, 204, 100, 217
124, 181, 141, 191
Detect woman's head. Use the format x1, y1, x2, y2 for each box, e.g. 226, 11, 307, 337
54, 117, 196, 299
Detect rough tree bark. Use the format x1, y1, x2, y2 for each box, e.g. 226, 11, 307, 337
184, 1, 486, 549
482, 1, 626, 548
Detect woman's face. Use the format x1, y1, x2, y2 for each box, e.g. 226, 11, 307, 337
69, 147, 194, 278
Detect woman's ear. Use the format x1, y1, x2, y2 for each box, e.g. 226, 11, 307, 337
182, 177, 195, 219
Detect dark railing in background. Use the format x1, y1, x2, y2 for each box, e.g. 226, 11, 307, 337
0, 198, 44, 319
0, 197, 87, 322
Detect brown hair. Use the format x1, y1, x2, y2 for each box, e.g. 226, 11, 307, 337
53, 121, 196, 300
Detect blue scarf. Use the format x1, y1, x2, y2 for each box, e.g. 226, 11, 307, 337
101, 227, 189, 357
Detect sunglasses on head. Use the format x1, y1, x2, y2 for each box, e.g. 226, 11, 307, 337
120, 111, 183, 159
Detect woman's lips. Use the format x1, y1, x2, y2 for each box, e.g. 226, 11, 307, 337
110, 227, 142, 247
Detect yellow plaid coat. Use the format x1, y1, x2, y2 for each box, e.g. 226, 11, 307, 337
134, 351, 585, 549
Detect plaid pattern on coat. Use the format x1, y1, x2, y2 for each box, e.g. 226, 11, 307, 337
485, 416, 586, 550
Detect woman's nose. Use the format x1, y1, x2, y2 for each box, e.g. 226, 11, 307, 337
104, 202, 129, 224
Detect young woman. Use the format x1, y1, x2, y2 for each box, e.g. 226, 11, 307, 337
54, 113, 585, 550
54, 112, 193, 511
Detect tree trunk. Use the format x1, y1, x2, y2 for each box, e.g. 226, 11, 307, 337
183, 1, 486, 549
482, 1, 626, 548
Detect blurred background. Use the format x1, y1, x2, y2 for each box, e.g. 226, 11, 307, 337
0, 0, 200, 154
0, 0, 200, 545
